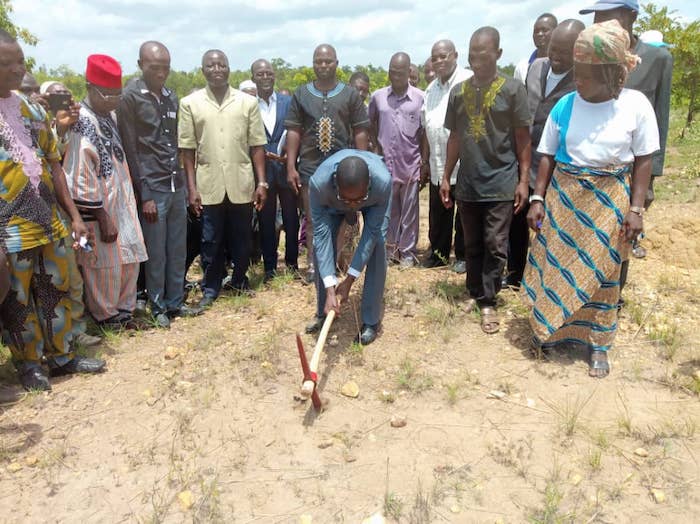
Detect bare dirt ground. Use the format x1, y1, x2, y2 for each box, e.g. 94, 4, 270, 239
1, 172, 699, 523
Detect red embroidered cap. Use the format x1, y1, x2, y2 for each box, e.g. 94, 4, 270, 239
86, 54, 122, 89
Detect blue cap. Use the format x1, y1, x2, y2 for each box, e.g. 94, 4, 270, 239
579, 0, 639, 14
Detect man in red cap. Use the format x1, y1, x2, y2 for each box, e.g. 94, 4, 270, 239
63, 54, 148, 329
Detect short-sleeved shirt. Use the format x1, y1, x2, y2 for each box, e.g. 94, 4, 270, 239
368, 85, 424, 183
178, 86, 267, 205
444, 74, 532, 202
538, 89, 660, 168
0, 93, 67, 254
284, 82, 369, 183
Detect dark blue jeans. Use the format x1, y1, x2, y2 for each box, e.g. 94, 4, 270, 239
201, 198, 253, 298
259, 177, 299, 272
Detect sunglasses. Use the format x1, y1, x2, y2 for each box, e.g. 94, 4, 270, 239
93, 87, 122, 103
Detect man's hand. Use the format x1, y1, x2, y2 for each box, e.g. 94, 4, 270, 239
526, 201, 545, 232
439, 178, 453, 209
335, 276, 354, 305
55, 102, 81, 135
419, 163, 430, 190
287, 167, 301, 195
254, 185, 267, 211
621, 212, 643, 242
97, 214, 118, 243
188, 190, 203, 217
70, 218, 90, 249
324, 287, 340, 316
514, 180, 529, 214
142, 200, 158, 223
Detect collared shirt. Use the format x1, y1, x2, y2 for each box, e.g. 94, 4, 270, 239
178, 86, 267, 205
63, 106, 148, 268
369, 85, 424, 184
284, 82, 369, 183
421, 66, 473, 185
0, 93, 67, 253
117, 78, 183, 201
258, 92, 277, 134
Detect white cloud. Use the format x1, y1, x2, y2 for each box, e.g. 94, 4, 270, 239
11, 0, 700, 74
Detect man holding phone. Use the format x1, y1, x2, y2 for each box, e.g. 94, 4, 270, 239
118, 42, 201, 328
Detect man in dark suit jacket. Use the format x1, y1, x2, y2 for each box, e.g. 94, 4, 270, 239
308, 150, 391, 345
251, 59, 299, 281
505, 20, 584, 288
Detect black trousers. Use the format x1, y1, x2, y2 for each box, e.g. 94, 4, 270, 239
458, 200, 513, 307
429, 182, 464, 262
259, 178, 299, 273
506, 198, 530, 286
201, 198, 253, 298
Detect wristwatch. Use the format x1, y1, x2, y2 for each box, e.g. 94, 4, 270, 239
257, 181, 269, 189
629, 206, 644, 216
529, 194, 545, 204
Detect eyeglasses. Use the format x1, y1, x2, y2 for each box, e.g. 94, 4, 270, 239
93, 87, 122, 102
334, 174, 371, 205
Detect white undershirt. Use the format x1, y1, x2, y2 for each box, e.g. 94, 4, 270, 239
545, 69, 568, 97
258, 92, 277, 134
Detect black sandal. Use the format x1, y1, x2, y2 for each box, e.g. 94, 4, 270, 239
588, 349, 610, 378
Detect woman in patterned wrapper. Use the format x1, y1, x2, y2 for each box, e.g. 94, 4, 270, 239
522, 20, 659, 378
0, 30, 105, 391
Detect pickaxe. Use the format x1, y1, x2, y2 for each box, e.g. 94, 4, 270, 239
296, 310, 336, 411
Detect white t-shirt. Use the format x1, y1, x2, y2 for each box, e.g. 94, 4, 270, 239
537, 89, 660, 168
545, 69, 568, 96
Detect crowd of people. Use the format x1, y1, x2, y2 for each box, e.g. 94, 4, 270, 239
0, 0, 672, 391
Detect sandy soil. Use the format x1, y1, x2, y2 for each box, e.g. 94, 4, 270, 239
0, 191, 698, 524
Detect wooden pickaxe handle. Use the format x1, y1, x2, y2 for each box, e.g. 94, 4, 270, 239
309, 309, 335, 374
300, 310, 336, 400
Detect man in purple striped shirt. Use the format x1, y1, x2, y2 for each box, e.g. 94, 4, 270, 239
369, 52, 425, 267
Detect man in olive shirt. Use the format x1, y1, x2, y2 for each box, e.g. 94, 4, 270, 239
441, 27, 532, 335
179, 49, 268, 308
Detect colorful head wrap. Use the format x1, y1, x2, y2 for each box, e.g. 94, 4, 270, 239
573, 19, 640, 72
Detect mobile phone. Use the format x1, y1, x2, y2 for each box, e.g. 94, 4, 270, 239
48, 93, 72, 113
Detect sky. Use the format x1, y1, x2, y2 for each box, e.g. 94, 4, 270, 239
12, 0, 700, 75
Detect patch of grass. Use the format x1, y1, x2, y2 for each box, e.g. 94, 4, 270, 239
347, 341, 364, 365
445, 383, 460, 406
592, 429, 610, 450
647, 319, 682, 361
217, 293, 251, 310
616, 393, 633, 437
488, 437, 532, 479
396, 357, 433, 393
588, 448, 602, 472
407, 480, 431, 524
529, 459, 573, 524
542, 392, 595, 437
267, 270, 294, 291
625, 298, 646, 326
383, 491, 403, 521
433, 279, 463, 304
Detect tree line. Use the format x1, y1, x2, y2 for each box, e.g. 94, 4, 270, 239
1, 1, 697, 134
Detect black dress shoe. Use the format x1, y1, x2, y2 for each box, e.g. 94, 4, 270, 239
49, 356, 106, 377
198, 296, 215, 309
424, 257, 446, 268
263, 270, 276, 283
305, 316, 326, 334
354, 324, 379, 345
18, 366, 51, 391
168, 305, 204, 318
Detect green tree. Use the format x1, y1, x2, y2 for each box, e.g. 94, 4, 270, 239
636, 2, 700, 135
0, 0, 38, 69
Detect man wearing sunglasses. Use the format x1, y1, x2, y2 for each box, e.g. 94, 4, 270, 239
307, 149, 391, 345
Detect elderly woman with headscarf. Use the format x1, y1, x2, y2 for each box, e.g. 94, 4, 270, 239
522, 20, 660, 378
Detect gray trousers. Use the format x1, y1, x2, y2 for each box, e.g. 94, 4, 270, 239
141, 190, 187, 314
314, 213, 386, 327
